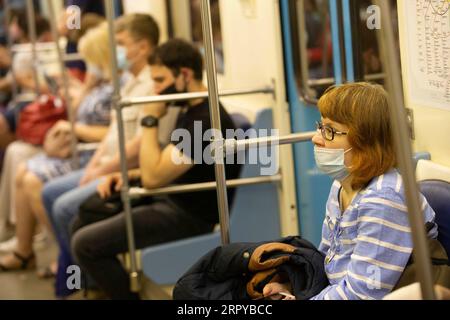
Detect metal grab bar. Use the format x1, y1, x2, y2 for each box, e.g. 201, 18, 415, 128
76, 143, 101, 152
63, 53, 84, 62
307, 73, 386, 87
48, 0, 80, 169
297, 0, 318, 105
5, 0, 18, 102
10, 42, 61, 53
374, 0, 436, 300
129, 175, 282, 198
119, 86, 274, 108
104, 0, 140, 293
11, 44, 84, 63
25, 0, 40, 96
230, 131, 315, 151
200, 0, 232, 245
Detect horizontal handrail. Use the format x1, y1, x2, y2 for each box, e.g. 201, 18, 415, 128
215, 131, 316, 157
119, 86, 275, 108
129, 175, 282, 198
77, 143, 100, 152
365, 73, 386, 82
63, 53, 83, 62
11, 42, 58, 53
11, 44, 84, 62
307, 73, 386, 87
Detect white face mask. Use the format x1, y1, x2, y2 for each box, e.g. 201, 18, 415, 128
314, 146, 353, 181
116, 45, 130, 71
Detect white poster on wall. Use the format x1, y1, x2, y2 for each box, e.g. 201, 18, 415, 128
403, 0, 450, 111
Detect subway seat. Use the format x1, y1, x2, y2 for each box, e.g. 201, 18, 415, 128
417, 160, 450, 257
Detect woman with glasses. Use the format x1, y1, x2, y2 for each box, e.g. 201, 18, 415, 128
264, 82, 438, 300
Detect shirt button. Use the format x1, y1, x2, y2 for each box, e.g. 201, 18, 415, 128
243, 252, 250, 259
325, 256, 331, 264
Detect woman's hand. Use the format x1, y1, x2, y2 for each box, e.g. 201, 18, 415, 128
53, 120, 72, 133
263, 282, 296, 300
96, 172, 123, 199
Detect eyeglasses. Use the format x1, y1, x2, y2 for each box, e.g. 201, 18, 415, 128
316, 121, 348, 141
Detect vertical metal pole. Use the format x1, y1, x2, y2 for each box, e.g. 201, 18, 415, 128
104, 0, 141, 293
25, 0, 41, 96
200, 0, 231, 245
298, 0, 315, 99
48, 1, 79, 169
4, 0, 18, 101
374, 0, 436, 300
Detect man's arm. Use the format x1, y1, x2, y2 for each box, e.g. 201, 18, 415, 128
139, 103, 193, 189
95, 133, 142, 176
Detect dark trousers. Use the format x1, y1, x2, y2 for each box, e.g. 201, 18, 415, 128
71, 197, 214, 300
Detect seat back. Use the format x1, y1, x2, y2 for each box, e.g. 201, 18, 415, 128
230, 112, 252, 132
229, 109, 280, 242
417, 160, 450, 257
419, 180, 450, 258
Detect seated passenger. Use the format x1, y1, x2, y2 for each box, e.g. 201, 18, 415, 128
0, 22, 114, 271
40, 13, 174, 298
0, 10, 52, 151
71, 39, 241, 299
59, 13, 105, 82
0, 15, 104, 244
263, 83, 437, 300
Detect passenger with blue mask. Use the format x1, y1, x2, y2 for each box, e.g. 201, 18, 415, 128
263, 83, 438, 300
71, 39, 241, 300
38, 14, 178, 299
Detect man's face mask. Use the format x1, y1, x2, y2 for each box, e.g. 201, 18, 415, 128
116, 46, 130, 71
159, 83, 188, 107
159, 72, 189, 106
159, 83, 180, 96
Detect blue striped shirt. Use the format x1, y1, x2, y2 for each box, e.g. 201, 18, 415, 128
310, 169, 438, 300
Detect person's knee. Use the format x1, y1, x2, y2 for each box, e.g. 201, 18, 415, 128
53, 196, 71, 228
42, 180, 62, 213
15, 163, 28, 188
22, 171, 42, 192
71, 228, 96, 263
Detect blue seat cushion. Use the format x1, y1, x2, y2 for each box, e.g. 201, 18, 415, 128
420, 180, 450, 258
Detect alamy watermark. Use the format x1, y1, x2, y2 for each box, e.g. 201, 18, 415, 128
66, 265, 81, 290
66, 5, 81, 30
367, 5, 381, 30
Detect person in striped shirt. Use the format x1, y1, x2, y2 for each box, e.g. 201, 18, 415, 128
264, 82, 438, 300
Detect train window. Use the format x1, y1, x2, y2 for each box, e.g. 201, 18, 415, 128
353, 0, 400, 86
289, 0, 335, 101
289, 0, 401, 101
167, 0, 224, 74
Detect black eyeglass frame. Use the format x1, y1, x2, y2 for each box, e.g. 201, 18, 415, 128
316, 121, 349, 141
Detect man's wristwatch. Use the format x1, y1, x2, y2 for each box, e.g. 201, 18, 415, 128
140, 115, 159, 128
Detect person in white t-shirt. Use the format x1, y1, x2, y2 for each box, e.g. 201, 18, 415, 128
0, 15, 177, 286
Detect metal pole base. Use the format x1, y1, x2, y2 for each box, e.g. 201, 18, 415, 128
130, 272, 142, 293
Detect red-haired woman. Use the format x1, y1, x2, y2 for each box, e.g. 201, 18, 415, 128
265, 82, 438, 300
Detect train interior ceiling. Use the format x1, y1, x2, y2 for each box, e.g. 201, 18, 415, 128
0, 0, 449, 300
